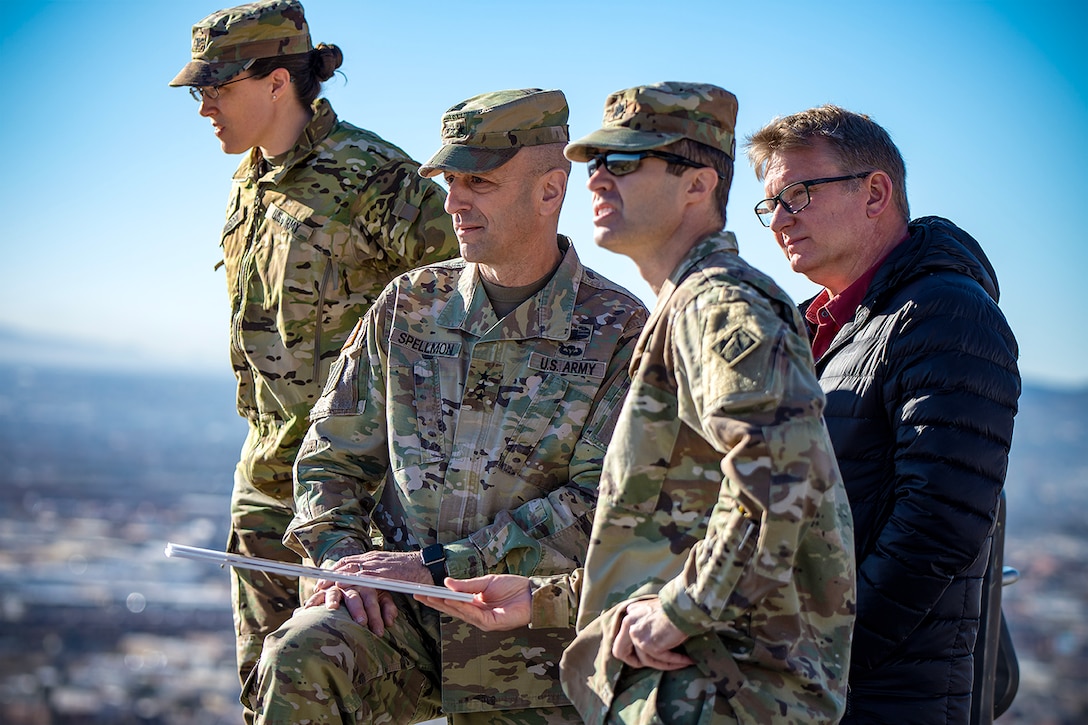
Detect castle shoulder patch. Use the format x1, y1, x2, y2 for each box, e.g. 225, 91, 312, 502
714, 324, 761, 367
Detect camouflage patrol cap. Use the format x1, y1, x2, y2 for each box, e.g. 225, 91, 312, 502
169, 0, 312, 87
565, 81, 738, 162
419, 89, 570, 178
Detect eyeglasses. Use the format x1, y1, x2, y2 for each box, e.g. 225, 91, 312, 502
587, 150, 716, 178
753, 172, 873, 227
188, 75, 251, 102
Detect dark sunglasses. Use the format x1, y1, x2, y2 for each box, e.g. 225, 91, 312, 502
586, 150, 713, 178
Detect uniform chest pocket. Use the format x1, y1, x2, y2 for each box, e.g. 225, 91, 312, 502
495, 373, 569, 477
389, 358, 447, 471
254, 200, 322, 310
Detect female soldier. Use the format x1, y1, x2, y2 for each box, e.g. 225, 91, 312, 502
168, 0, 457, 707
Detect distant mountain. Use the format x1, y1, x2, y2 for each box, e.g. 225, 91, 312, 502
0, 356, 1081, 520
0, 360, 245, 498
0, 324, 223, 377
1004, 383, 1088, 536
0, 326, 165, 372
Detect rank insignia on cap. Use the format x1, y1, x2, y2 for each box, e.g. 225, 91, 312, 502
192, 29, 209, 53
442, 118, 468, 141
715, 326, 761, 366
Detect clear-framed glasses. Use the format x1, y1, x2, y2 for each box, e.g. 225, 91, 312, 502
754, 172, 873, 227
587, 150, 719, 178
188, 75, 251, 102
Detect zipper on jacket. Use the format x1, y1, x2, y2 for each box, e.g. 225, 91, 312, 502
231, 186, 264, 358
312, 253, 337, 382
736, 503, 758, 552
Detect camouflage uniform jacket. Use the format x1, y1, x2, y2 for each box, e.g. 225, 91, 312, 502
221, 98, 457, 496
287, 238, 647, 712
572, 231, 856, 724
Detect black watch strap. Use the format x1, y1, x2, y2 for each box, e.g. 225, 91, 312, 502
420, 543, 447, 587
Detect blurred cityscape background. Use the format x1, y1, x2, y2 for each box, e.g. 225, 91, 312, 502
1, 329, 1085, 724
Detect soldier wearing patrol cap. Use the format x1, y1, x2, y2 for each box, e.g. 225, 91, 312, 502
245, 88, 647, 724
420, 82, 857, 725
169, 0, 457, 712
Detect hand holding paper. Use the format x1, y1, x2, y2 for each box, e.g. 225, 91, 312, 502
164, 543, 474, 602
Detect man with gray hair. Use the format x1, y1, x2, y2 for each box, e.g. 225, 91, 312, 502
746, 105, 1019, 723
245, 88, 647, 724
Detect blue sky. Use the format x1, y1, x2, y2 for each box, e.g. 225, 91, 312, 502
1, 0, 1085, 386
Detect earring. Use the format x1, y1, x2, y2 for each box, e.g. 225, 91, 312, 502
271, 94, 277, 101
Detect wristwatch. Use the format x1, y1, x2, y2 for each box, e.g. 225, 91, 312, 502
420, 544, 447, 587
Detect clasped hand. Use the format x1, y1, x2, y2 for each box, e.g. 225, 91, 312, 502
612, 597, 693, 671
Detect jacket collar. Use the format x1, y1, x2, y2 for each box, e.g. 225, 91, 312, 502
674, 230, 738, 281
807, 216, 1001, 364
435, 236, 582, 341
656, 230, 738, 298
861, 216, 1000, 307
640, 231, 738, 349
233, 98, 339, 184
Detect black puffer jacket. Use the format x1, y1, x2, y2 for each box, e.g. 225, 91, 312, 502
808, 217, 1020, 724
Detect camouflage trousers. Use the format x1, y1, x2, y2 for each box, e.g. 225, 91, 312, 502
245, 603, 582, 724
228, 462, 307, 721
607, 667, 737, 725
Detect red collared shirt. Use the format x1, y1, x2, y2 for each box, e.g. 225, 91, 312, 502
805, 260, 884, 360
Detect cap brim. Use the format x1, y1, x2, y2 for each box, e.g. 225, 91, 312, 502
564, 127, 686, 162
418, 144, 519, 178
169, 59, 249, 87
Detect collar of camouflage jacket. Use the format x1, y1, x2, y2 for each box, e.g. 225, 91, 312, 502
234, 98, 338, 184
438, 235, 582, 341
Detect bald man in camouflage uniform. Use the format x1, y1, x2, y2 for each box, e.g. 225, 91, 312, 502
245, 89, 647, 724
421, 83, 856, 725
169, 0, 458, 700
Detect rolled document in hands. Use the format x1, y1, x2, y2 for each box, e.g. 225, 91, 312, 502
164, 542, 475, 602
